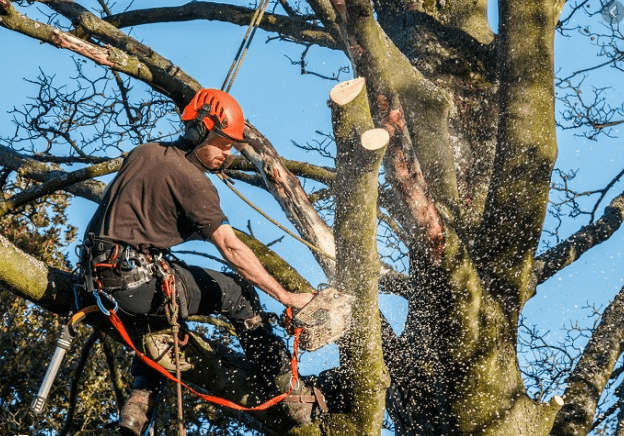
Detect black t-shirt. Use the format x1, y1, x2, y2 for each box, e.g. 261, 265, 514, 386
86, 142, 227, 252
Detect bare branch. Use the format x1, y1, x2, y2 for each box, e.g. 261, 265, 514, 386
0, 144, 108, 203
0, 158, 122, 218
101, 2, 339, 50
551, 285, 624, 436
535, 190, 624, 284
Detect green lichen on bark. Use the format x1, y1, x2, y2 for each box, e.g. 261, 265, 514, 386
476, 0, 558, 307
234, 229, 315, 295
0, 234, 72, 315
0, 235, 49, 301
330, 78, 390, 435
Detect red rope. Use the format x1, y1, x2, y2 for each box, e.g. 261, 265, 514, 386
107, 308, 302, 411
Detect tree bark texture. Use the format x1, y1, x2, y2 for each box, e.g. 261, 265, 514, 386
328, 77, 390, 436
551, 285, 624, 436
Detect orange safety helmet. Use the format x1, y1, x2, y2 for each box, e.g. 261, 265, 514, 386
181, 89, 245, 144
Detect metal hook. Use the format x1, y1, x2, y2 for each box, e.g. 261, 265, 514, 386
93, 290, 118, 316
124, 246, 136, 269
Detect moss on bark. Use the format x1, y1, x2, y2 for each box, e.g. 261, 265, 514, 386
329, 78, 390, 435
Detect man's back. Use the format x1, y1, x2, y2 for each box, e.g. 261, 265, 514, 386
86, 142, 226, 252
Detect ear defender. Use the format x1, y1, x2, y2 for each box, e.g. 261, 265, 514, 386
184, 104, 213, 146
183, 119, 207, 146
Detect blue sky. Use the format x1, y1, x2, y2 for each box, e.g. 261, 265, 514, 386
2, 0, 624, 433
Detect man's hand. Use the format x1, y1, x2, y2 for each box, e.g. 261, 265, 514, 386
283, 291, 314, 310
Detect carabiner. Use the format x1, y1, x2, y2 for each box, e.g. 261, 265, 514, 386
124, 245, 136, 269
93, 290, 118, 316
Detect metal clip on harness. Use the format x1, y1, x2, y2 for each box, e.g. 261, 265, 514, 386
93, 288, 118, 316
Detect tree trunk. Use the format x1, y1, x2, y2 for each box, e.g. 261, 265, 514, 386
324, 77, 390, 435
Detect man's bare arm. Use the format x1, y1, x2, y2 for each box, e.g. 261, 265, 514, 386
209, 224, 314, 309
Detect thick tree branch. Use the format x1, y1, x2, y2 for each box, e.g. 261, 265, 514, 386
398, 8, 497, 74
383, 125, 445, 262
535, 191, 624, 285
329, 77, 390, 434
103, 2, 339, 50
234, 229, 315, 294
430, 0, 494, 45
551, 285, 624, 436
476, 0, 558, 307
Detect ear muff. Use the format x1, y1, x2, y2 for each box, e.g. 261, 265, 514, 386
184, 120, 207, 146
183, 104, 212, 146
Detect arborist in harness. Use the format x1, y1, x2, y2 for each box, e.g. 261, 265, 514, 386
80, 88, 326, 435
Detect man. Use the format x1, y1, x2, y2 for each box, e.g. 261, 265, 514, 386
82, 89, 321, 435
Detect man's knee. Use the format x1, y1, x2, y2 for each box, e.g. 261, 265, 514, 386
215, 272, 263, 327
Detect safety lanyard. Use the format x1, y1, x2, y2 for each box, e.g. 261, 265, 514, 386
96, 301, 302, 411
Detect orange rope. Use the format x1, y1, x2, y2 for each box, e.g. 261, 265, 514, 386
106, 308, 302, 411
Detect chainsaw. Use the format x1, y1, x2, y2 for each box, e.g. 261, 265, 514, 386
284, 287, 354, 351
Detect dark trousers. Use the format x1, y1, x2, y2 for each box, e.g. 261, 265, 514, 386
125, 261, 292, 391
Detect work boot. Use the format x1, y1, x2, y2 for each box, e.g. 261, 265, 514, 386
276, 373, 328, 426
118, 388, 158, 436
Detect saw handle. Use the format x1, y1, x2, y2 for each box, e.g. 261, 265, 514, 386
30, 324, 75, 414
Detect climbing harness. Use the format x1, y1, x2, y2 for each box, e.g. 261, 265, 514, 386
33, 263, 310, 433
78, 236, 313, 430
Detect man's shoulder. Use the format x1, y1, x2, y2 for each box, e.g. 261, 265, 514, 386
127, 141, 212, 188
129, 141, 189, 163
133, 141, 176, 154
